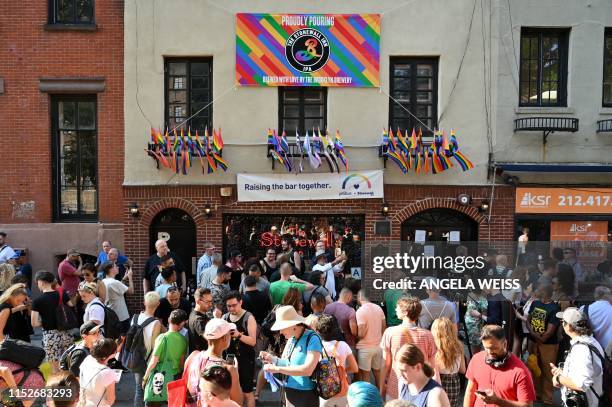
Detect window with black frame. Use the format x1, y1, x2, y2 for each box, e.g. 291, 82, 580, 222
52, 96, 97, 221
604, 28, 612, 107
519, 28, 569, 106
165, 58, 213, 133
278, 88, 327, 135
389, 58, 438, 137
49, 0, 94, 24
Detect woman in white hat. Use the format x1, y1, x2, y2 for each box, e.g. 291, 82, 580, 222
261, 305, 323, 407
183, 318, 243, 407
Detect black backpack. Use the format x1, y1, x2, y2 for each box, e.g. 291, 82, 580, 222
55, 287, 79, 331
261, 304, 280, 339
59, 343, 89, 375
0, 339, 46, 369
89, 301, 121, 339
120, 314, 157, 373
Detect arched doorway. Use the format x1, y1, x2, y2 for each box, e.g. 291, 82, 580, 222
149, 208, 197, 282
401, 208, 478, 242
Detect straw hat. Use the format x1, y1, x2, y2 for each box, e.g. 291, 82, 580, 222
271, 305, 306, 331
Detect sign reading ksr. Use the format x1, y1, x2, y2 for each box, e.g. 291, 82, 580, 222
516, 188, 612, 214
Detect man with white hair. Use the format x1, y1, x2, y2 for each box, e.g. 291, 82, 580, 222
580, 286, 612, 352
418, 277, 457, 330
196, 242, 216, 284
143, 239, 186, 293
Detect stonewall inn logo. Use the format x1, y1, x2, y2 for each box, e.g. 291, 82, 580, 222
285, 28, 330, 72
340, 173, 374, 197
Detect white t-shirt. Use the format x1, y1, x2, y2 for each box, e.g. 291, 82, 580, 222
79, 355, 118, 407
312, 263, 343, 299
84, 298, 105, 325
322, 339, 352, 367
103, 278, 129, 321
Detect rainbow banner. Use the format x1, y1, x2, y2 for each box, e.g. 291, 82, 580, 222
236, 13, 380, 87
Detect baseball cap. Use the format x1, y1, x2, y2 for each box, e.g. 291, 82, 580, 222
315, 250, 327, 261
67, 248, 80, 257
556, 307, 587, 326
204, 318, 236, 340
80, 321, 101, 336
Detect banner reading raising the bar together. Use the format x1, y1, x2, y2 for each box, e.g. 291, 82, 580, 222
236, 13, 380, 87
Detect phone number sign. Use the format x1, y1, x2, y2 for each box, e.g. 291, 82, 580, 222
516, 188, 612, 214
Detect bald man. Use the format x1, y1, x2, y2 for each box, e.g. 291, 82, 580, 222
143, 239, 187, 293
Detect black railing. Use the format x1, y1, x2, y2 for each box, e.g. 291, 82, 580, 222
597, 119, 612, 133
514, 117, 579, 132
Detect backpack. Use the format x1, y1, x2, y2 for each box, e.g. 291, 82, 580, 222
59, 343, 89, 374
89, 301, 121, 339
55, 287, 79, 331
297, 331, 341, 400
261, 304, 280, 339
571, 341, 612, 407
120, 314, 157, 373
0, 338, 46, 369
329, 341, 349, 397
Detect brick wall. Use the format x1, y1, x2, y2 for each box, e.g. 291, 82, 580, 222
122, 184, 515, 309
0, 1, 124, 223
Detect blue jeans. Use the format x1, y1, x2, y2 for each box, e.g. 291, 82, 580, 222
134, 372, 144, 407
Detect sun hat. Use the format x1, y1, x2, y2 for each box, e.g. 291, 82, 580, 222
204, 318, 236, 340
271, 305, 306, 331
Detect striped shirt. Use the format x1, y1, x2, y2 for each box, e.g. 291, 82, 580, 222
380, 323, 437, 399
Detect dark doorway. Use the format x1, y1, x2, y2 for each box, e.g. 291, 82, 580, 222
401, 208, 478, 242
149, 208, 197, 282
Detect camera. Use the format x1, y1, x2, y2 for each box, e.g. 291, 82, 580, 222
564, 391, 587, 407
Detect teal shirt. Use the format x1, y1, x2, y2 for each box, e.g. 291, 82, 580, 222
278, 330, 323, 391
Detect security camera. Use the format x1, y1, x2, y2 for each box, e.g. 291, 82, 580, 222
457, 194, 472, 206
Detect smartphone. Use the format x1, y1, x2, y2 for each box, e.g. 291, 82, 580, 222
475, 390, 487, 396
226, 354, 236, 365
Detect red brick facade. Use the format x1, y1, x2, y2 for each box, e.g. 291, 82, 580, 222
0, 1, 124, 224
123, 184, 515, 307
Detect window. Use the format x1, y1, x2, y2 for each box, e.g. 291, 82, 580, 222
51, 96, 97, 221
278, 88, 327, 135
604, 28, 612, 107
164, 58, 213, 132
389, 58, 438, 136
49, 0, 94, 24
519, 28, 569, 106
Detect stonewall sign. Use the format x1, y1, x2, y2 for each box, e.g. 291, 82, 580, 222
237, 170, 384, 202
236, 13, 380, 87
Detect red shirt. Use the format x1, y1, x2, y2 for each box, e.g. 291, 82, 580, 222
466, 351, 535, 407
58, 260, 80, 295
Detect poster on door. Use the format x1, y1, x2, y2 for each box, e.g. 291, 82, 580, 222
550, 221, 608, 270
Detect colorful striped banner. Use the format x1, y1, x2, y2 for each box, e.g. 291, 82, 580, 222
236, 13, 380, 87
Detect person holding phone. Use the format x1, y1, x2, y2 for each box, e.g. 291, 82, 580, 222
463, 325, 535, 407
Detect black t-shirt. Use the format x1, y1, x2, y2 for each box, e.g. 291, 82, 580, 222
143, 251, 186, 287
154, 298, 192, 326
529, 300, 560, 344
32, 291, 70, 331
0, 303, 31, 342
486, 292, 507, 326
242, 290, 272, 324
188, 309, 209, 352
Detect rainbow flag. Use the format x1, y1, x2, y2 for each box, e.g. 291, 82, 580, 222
334, 130, 349, 173
450, 130, 474, 171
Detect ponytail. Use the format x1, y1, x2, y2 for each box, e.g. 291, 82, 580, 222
422, 362, 434, 378
397, 344, 434, 377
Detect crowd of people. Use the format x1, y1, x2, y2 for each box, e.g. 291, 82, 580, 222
0, 230, 609, 407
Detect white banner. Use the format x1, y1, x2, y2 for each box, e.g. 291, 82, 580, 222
237, 170, 384, 202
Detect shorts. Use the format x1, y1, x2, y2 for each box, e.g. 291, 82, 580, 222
357, 346, 382, 371
237, 355, 255, 393
42, 329, 74, 362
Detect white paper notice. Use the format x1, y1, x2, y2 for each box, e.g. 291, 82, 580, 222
415, 230, 426, 243
449, 231, 460, 242
424, 245, 435, 257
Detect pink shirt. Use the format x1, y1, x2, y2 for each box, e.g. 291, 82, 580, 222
58, 260, 80, 295
356, 302, 385, 349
